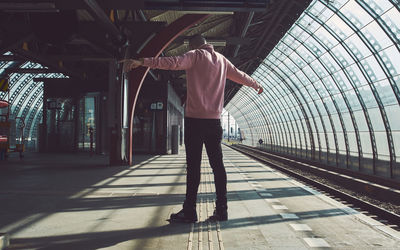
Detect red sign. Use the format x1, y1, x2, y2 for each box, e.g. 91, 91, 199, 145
0, 100, 9, 108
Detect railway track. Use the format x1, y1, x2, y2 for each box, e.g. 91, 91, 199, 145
226, 143, 400, 229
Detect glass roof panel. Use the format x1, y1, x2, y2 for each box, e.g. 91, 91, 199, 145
378, 45, 400, 76
382, 7, 400, 43
362, 21, 393, 51
227, 0, 400, 175
313, 25, 339, 50
364, 0, 393, 14
360, 56, 386, 82
341, 1, 373, 28
1, 52, 68, 140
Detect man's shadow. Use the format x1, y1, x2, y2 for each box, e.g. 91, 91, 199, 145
11, 221, 192, 250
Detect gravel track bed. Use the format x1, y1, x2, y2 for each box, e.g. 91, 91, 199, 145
234, 146, 400, 220
287, 165, 400, 216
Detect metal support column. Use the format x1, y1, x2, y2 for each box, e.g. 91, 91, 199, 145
228, 112, 230, 142
108, 60, 124, 165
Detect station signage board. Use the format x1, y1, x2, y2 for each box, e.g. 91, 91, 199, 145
150, 102, 164, 110
0, 78, 9, 92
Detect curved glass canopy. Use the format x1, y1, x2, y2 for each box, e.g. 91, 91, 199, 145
225, 0, 400, 180
0, 54, 67, 146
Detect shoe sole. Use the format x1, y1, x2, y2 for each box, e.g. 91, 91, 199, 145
168, 218, 198, 223
207, 216, 228, 222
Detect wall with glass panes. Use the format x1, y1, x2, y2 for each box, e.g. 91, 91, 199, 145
226, 0, 400, 180
0, 55, 68, 152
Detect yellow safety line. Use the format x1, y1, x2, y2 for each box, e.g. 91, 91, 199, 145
198, 154, 204, 250
205, 149, 225, 250
187, 223, 194, 250
213, 155, 224, 250
207, 166, 214, 250
217, 222, 224, 250
186, 148, 225, 249
199, 196, 203, 250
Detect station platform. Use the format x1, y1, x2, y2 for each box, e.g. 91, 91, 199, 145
0, 146, 399, 249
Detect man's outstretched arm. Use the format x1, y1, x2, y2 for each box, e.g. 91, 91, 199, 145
226, 60, 263, 95
119, 52, 196, 72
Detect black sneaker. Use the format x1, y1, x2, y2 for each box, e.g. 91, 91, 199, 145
169, 209, 198, 223
207, 209, 228, 222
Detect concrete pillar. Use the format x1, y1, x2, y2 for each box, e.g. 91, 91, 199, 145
108, 60, 126, 165
235, 122, 238, 139
228, 112, 230, 142
99, 92, 108, 155
0, 233, 9, 249
42, 90, 48, 152
171, 125, 179, 154
73, 96, 79, 152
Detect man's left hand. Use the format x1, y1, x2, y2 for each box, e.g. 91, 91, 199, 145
257, 86, 263, 95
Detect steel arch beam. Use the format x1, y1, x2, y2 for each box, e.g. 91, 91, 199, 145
251, 80, 288, 152
232, 84, 283, 151
232, 89, 279, 150
267, 61, 322, 160
305, 11, 366, 170
251, 74, 300, 155
8, 74, 37, 104
256, 86, 295, 153
354, 0, 398, 177
12, 78, 43, 126
279, 32, 343, 167
357, 0, 400, 103
389, 0, 400, 11
274, 45, 332, 164
260, 70, 309, 157
1, 62, 37, 102
19, 86, 43, 136
31, 107, 43, 140
293, 21, 360, 169
319, 1, 395, 177
0, 64, 34, 100
127, 14, 209, 165
14, 85, 43, 141
269, 50, 330, 162
283, 40, 341, 166
264, 63, 317, 160
25, 95, 43, 139
259, 71, 305, 154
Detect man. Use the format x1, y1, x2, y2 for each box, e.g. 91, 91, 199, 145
120, 35, 263, 222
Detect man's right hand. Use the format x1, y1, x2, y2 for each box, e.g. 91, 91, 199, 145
118, 58, 144, 73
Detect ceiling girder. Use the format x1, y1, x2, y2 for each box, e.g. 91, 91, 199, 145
7, 68, 62, 74
243, 0, 293, 73
233, 11, 254, 57
12, 49, 84, 79
0, 55, 19, 61
83, 0, 125, 44
0, 0, 268, 12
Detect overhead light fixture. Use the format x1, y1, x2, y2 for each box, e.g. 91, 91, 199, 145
208, 40, 227, 47
184, 39, 226, 47
0, 2, 59, 12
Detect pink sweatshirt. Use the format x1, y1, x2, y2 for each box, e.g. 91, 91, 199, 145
143, 44, 260, 119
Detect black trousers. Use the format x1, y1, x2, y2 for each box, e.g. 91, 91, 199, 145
183, 117, 227, 212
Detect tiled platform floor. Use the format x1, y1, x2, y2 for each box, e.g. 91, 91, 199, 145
0, 146, 399, 249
